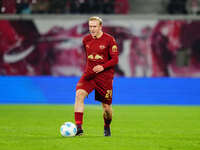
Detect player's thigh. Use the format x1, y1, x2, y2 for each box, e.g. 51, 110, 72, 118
76, 76, 95, 97
95, 78, 113, 104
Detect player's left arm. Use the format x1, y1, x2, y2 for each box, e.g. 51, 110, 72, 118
102, 37, 119, 69
93, 37, 119, 73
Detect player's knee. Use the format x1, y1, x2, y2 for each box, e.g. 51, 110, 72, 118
102, 103, 111, 112
76, 90, 87, 101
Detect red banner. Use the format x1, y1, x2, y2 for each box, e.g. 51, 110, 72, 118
0, 19, 200, 77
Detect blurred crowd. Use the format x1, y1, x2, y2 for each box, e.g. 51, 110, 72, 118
0, 0, 200, 15
167, 0, 200, 15
0, 0, 130, 14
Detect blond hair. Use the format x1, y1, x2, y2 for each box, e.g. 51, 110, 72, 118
88, 16, 103, 25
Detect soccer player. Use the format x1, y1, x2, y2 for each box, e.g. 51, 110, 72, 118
74, 16, 119, 136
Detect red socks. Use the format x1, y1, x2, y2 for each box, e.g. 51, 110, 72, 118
75, 112, 111, 128
104, 117, 112, 127
75, 112, 83, 129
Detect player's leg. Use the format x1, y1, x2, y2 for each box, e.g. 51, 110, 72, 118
102, 103, 112, 136
95, 77, 113, 136
74, 89, 88, 136
74, 89, 88, 112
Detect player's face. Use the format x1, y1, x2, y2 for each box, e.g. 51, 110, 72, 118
89, 20, 102, 38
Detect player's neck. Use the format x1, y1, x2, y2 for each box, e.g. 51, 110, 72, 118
93, 31, 103, 39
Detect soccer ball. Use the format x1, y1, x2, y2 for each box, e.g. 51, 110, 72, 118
60, 122, 77, 137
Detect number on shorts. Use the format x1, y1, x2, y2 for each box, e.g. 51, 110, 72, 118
105, 90, 112, 99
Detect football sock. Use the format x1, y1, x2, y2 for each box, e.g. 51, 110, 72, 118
104, 117, 112, 127
75, 112, 83, 129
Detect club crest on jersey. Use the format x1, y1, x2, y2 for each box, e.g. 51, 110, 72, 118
112, 45, 118, 52
99, 45, 105, 50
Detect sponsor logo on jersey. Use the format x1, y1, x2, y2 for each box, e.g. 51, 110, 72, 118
88, 54, 103, 60
88, 54, 94, 59
95, 54, 103, 60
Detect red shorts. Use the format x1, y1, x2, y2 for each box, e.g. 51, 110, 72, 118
76, 76, 113, 105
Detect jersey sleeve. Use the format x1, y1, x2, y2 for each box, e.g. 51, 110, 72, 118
102, 37, 119, 69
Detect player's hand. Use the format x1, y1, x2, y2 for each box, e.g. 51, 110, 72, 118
93, 65, 104, 73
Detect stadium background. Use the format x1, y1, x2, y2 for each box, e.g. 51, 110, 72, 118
0, 14, 200, 105
0, 0, 200, 105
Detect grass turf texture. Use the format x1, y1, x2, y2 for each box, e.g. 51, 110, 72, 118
0, 105, 200, 150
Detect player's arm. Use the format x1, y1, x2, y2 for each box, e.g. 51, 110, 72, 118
93, 38, 118, 73
102, 37, 119, 69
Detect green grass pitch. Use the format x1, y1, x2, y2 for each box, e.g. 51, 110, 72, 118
0, 105, 200, 150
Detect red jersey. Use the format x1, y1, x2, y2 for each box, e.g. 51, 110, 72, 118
82, 32, 119, 80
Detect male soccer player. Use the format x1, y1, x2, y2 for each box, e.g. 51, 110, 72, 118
74, 16, 119, 136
